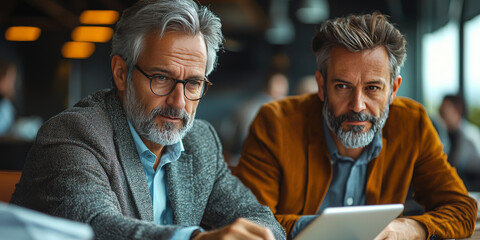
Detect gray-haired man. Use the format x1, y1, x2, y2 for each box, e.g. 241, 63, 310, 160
11, 1, 285, 239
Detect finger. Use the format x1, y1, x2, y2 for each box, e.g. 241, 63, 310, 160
373, 230, 388, 240
230, 218, 275, 240
195, 228, 261, 240
223, 223, 263, 240
244, 226, 274, 240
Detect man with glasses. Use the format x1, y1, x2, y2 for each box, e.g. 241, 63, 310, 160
11, 1, 285, 240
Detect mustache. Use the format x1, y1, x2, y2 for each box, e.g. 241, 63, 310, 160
150, 106, 190, 124
336, 111, 376, 124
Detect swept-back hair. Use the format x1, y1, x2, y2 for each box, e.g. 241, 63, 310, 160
312, 12, 406, 83
111, 0, 223, 84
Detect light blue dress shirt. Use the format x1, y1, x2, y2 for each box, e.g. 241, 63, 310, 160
291, 117, 383, 238
128, 121, 200, 239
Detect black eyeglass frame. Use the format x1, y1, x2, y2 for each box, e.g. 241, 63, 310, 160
134, 65, 212, 101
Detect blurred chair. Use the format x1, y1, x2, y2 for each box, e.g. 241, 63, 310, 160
0, 170, 21, 202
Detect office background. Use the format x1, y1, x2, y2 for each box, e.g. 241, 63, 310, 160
0, 0, 479, 149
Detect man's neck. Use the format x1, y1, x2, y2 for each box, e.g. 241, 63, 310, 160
330, 130, 364, 160
141, 136, 164, 171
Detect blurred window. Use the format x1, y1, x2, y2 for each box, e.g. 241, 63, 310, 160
422, 22, 459, 114
465, 14, 480, 126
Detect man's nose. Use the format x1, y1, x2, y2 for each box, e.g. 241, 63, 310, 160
166, 82, 186, 109
350, 89, 366, 113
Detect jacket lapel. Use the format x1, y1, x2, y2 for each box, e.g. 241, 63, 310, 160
366, 136, 388, 204
105, 90, 153, 221
304, 97, 333, 214
166, 152, 196, 225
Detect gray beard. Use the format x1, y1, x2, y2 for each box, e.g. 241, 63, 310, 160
323, 96, 389, 149
124, 85, 194, 146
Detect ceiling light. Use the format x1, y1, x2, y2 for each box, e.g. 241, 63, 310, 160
296, 0, 329, 24
266, 0, 295, 44
266, 19, 295, 45
71, 26, 113, 43
61, 41, 95, 59
79, 10, 119, 25
5, 26, 41, 41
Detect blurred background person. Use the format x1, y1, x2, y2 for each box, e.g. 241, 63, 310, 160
0, 60, 42, 141
0, 60, 17, 136
294, 75, 318, 95
0, 60, 42, 170
227, 69, 289, 166
439, 94, 480, 190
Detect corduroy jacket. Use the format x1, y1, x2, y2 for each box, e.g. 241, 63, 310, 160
234, 93, 477, 239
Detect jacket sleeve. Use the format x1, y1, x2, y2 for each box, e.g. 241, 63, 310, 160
10, 112, 183, 240
198, 121, 286, 240
406, 107, 477, 239
233, 105, 301, 237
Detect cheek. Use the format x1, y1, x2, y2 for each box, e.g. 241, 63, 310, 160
329, 98, 349, 116
370, 102, 386, 118
365, 93, 389, 114
138, 94, 161, 115
136, 91, 150, 109
187, 101, 199, 116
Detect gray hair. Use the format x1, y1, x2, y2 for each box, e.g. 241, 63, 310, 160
312, 12, 406, 84
111, 0, 223, 83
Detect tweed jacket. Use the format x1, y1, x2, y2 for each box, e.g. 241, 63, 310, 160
233, 93, 477, 239
11, 89, 286, 240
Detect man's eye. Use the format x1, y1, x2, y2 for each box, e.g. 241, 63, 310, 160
367, 86, 380, 91
187, 80, 202, 86
336, 84, 348, 89
152, 75, 169, 81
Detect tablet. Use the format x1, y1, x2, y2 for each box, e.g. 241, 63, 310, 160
295, 204, 404, 240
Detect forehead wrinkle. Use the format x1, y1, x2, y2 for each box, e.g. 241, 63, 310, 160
140, 32, 207, 78
155, 51, 206, 79
167, 49, 206, 68
361, 64, 389, 87
362, 47, 390, 76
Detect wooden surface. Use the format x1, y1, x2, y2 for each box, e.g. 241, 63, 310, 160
0, 170, 22, 202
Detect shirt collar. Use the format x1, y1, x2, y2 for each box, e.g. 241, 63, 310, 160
127, 121, 184, 169
322, 116, 382, 165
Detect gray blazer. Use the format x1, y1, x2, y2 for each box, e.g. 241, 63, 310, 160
11, 89, 286, 240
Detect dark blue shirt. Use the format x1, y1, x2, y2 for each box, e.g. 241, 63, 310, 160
291, 117, 382, 238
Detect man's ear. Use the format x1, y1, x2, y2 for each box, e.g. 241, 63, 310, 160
111, 55, 128, 91
315, 70, 325, 102
390, 75, 402, 103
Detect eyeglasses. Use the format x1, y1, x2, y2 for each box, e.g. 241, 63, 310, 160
134, 65, 212, 101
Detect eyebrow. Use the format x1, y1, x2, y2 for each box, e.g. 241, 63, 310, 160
147, 67, 205, 80
365, 80, 386, 86
331, 79, 351, 84
331, 78, 386, 86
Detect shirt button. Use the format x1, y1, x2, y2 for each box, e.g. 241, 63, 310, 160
346, 197, 353, 206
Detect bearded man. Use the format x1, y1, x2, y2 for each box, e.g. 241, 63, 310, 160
233, 12, 477, 240
10, 1, 286, 240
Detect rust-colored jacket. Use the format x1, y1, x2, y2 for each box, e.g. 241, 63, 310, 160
233, 94, 477, 239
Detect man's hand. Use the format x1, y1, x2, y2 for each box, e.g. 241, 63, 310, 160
374, 218, 427, 240
193, 218, 275, 240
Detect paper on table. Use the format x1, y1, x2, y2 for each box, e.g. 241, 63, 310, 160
0, 202, 94, 240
